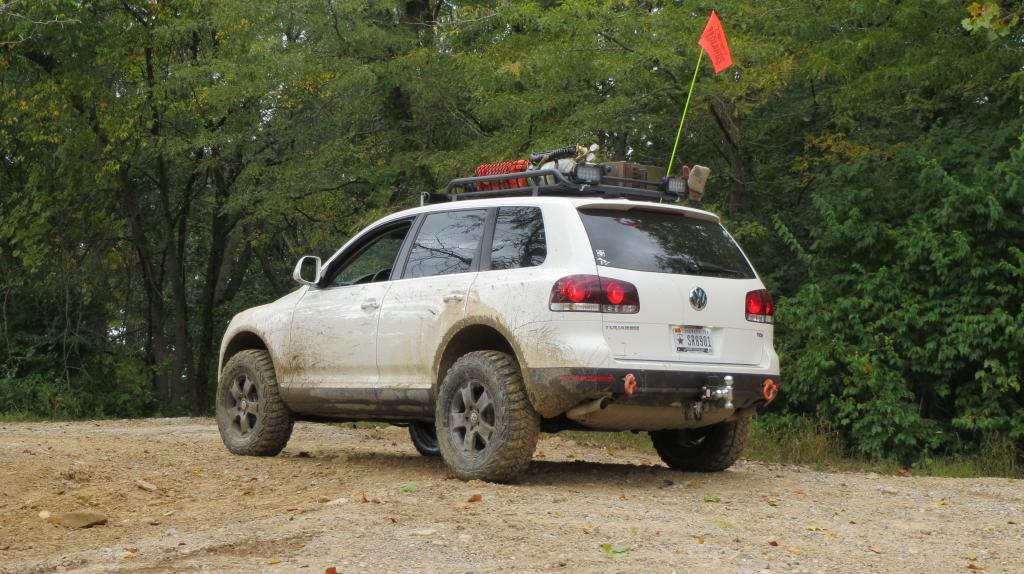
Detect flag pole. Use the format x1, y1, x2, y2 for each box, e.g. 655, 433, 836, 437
667, 47, 704, 175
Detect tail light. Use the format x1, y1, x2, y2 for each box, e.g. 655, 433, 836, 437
550, 275, 639, 313
745, 289, 774, 323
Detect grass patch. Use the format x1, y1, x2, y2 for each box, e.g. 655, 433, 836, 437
0, 412, 62, 423
746, 414, 846, 466
553, 429, 655, 453
912, 434, 1019, 478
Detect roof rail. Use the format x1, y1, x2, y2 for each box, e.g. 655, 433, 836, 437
422, 168, 682, 206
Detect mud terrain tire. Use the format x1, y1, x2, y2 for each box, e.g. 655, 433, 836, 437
650, 416, 751, 472
436, 351, 540, 482
216, 349, 294, 456
408, 421, 440, 457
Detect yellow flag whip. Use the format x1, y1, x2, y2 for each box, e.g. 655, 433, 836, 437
666, 47, 704, 175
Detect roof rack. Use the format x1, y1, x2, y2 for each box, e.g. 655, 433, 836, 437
421, 168, 682, 206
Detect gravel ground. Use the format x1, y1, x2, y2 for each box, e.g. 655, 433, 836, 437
0, 418, 1021, 573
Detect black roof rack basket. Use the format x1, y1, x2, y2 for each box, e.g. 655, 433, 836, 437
421, 168, 682, 205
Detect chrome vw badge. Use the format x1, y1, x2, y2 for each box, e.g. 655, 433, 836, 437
689, 287, 708, 310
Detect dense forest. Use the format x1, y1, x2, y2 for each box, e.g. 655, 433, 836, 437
1, 1, 1021, 463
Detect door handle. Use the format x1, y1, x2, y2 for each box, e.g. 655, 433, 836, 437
361, 299, 380, 310
442, 293, 464, 303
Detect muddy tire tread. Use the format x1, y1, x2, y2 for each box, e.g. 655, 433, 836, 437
437, 350, 540, 482
217, 349, 294, 456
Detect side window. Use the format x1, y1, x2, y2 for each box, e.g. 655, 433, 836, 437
404, 209, 487, 279
489, 206, 546, 270
329, 224, 411, 287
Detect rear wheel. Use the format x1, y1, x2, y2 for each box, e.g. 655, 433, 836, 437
408, 421, 440, 457
216, 349, 294, 456
436, 351, 540, 482
650, 416, 751, 472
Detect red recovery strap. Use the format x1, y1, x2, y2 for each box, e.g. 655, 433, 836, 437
474, 160, 530, 191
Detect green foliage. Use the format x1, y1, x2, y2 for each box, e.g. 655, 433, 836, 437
962, 2, 1021, 39
779, 139, 1024, 461
0, 277, 152, 418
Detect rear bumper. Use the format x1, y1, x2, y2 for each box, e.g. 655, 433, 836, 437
525, 367, 779, 418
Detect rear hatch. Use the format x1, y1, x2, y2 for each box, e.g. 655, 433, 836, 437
578, 205, 767, 366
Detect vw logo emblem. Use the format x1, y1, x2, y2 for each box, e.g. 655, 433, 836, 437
689, 287, 708, 311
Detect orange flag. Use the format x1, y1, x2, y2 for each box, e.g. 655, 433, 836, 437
698, 11, 733, 73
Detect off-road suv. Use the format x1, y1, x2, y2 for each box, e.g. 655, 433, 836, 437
216, 154, 780, 482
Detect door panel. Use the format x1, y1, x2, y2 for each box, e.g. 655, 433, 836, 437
376, 274, 477, 387
280, 220, 413, 416
285, 283, 391, 388
598, 270, 767, 365
577, 207, 770, 366
377, 208, 488, 391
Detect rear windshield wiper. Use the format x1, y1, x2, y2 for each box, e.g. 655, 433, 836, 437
665, 254, 745, 277
692, 259, 746, 277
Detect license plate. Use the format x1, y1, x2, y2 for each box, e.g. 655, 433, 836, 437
672, 325, 713, 354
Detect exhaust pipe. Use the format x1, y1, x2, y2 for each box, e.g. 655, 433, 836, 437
566, 396, 610, 420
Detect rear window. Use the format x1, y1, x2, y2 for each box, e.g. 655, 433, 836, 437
488, 207, 546, 270
577, 208, 755, 279
404, 209, 487, 279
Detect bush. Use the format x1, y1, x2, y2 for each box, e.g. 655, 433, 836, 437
0, 352, 152, 419
776, 138, 1024, 462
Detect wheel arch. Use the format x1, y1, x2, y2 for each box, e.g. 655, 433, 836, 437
432, 319, 536, 404
220, 330, 269, 374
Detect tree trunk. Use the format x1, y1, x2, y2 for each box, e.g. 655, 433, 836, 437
709, 98, 750, 215
117, 167, 170, 403
192, 167, 233, 413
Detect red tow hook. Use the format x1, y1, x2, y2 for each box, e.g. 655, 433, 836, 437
762, 378, 779, 402
623, 373, 638, 396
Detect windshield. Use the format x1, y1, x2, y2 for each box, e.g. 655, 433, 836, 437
577, 208, 755, 279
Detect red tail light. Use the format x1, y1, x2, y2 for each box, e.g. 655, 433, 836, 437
745, 289, 774, 323
563, 277, 592, 303
605, 282, 626, 305
550, 275, 639, 313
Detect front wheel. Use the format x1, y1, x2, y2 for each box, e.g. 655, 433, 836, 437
649, 416, 751, 472
435, 351, 540, 482
216, 349, 294, 456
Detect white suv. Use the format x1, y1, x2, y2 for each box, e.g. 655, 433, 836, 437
216, 164, 780, 482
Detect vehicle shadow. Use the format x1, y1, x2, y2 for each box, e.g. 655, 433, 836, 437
521, 458, 754, 488
314, 449, 755, 488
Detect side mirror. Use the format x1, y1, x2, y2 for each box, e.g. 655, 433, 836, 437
292, 255, 321, 286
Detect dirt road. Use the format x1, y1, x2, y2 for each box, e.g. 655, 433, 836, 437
1, 419, 1021, 573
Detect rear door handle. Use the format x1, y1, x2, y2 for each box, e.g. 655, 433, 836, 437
442, 293, 464, 303
361, 299, 380, 310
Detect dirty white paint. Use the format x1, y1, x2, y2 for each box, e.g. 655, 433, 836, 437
377, 273, 477, 388
217, 289, 304, 379
286, 282, 393, 387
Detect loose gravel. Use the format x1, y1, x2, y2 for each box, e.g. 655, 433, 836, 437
1, 418, 1021, 573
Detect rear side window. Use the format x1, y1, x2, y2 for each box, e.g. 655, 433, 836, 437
577, 208, 755, 279
404, 209, 487, 279
489, 207, 546, 270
